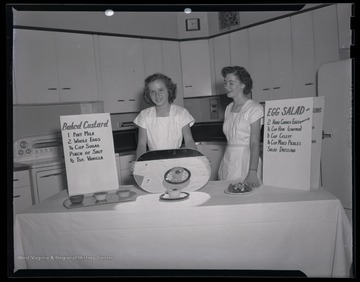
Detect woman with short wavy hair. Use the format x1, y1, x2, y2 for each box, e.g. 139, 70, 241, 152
133, 73, 197, 160
218, 66, 264, 188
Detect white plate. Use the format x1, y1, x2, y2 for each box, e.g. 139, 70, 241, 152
224, 188, 255, 195
159, 192, 190, 201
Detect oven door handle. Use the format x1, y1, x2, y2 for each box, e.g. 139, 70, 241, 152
40, 172, 66, 178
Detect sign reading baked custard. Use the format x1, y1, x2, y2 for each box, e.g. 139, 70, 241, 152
60, 113, 118, 196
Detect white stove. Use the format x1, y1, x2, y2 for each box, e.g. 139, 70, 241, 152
14, 134, 67, 204
14, 134, 64, 164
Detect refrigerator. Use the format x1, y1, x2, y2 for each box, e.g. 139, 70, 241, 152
318, 59, 353, 225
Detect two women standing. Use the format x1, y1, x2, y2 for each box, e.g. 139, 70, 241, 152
133, 67, 263, 188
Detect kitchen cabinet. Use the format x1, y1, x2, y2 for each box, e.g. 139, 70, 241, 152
142, 39, 184, 107
211, 34, 231, 95
180, 40, 215, 97
99, 36, 145, 113
118, 153, 136, 185
196, 142, 226, 181
337, 3, 352, 50
13, 170, 33, 219
249, 17, 293, 103
291, 4, 341, 98
13, 29, 99, 104
142, 39, 163, 77
162, 40, 184, 107
291, 11, 317, 98
313, 5, 340, 72
229, 29, 251, 73
35, 167, 67, 202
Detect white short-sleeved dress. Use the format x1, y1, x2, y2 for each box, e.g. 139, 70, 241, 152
218, 99, 264, 182
133, 104, 195, 151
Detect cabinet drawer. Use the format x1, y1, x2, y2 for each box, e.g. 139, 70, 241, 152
13, 186, 33, 214
119, 153, 136, 170
13, 170, 30, 188
120, 169, 136, 185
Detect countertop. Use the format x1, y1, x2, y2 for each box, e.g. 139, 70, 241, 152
14, 182, 353, 277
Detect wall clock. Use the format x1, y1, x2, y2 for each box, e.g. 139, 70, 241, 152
186, 18, 200, 31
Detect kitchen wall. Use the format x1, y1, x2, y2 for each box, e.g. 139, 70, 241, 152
12, 4, 324, 39
12, 102, 103, 140
11, 3, 347, 142
184, 95, 232, 123
12, 10, 179, 39
207, 4, 323, 36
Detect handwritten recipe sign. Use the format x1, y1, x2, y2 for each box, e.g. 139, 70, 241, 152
263, 97, 322, 190
310, 96, 325, 189
60, 113, 118, 196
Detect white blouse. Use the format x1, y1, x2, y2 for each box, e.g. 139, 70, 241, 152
133, 104, 195, 151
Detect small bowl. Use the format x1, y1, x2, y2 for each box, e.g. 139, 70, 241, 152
167, 188, 181, 199
117, 189, 131, 198
70, 195, 84, 204
94, 192, 107, 201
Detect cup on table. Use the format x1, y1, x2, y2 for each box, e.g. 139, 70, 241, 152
166, 188, 182, 199
94, 192, 107, 201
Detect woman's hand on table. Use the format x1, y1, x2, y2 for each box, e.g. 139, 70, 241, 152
244, 170, 260, 189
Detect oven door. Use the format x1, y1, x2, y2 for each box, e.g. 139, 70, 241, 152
34, 166, 67, 203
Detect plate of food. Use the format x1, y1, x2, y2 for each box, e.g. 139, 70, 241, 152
224, 182, 254, 195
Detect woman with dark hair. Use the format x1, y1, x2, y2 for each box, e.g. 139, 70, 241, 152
133, 73, 197, 159
218, 66, 264, 188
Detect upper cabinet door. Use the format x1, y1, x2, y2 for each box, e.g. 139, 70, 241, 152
336, 3, 352, 50
99, 36, 145, 113
55, 32, 99, 103
212, 34, 231, 95
291, 11, 316, 98
229, 29, 250, 71
313, 5, 340, 71
14, 29, 60, 104
267, 17, 293, 100
248, 24, 271, 102
249, 18, 293, 102
13, 29, 99, 104
142, 39, 163, 77
180, 40, 215, 97
162, 40, 184, 107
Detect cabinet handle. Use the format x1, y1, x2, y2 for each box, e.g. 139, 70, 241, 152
128, 99, 136, 101
262, 88, 270, 91
47, 88, 57, 90
305, 83, 314, 86
273, 87, 281, 90
40, 172, 66, 178
13, 179, 19, 182
13, 195, 21, 198
62, 87, 71, 90
211, 149, 219, 151
117, 99, 125, 102
185, 85, 192, 88
322, 132, 333, 139
119, 121, 135, 128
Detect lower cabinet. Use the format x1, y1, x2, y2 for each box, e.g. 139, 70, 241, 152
118, 153, 137, 185
13, 170, 33, 220
196, 142, 226, 181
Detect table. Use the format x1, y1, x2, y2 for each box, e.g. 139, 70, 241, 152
13, 181, 352, 277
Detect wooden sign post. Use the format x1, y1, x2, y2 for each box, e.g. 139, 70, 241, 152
263, 97, 324, 190
60, 113, 118, 196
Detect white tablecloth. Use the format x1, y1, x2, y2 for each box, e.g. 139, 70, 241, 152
13, 181, 352, 277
